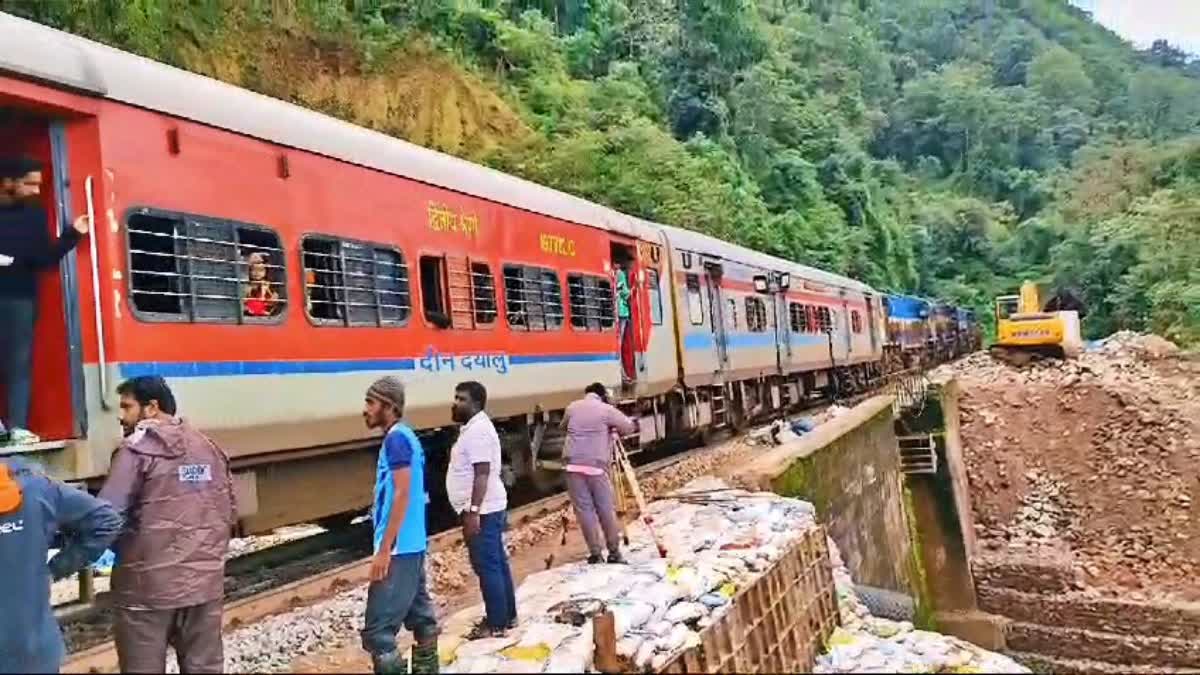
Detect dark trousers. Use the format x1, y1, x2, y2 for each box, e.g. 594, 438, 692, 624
567, 471, 622, 556
0, 297, 35, 431
466, 511, 517, 630
113, 600, 223, 674
361, 552, 439, 656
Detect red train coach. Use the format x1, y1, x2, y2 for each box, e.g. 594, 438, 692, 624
0, 13, 895, 536
0, 13, 677, 531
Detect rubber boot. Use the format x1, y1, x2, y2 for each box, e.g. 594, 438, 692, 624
372, 649, 408, 675
411, 639, 439, 675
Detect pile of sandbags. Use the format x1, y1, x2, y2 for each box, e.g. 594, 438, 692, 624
814, 538, 1030, 675
441, 477, 821, 673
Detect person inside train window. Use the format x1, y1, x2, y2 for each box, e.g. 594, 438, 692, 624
242, 251, 280, 317
0, 156, 91, 446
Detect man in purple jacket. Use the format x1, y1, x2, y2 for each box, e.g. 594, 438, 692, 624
99, 376, 237, 674
561, 383, 636, 564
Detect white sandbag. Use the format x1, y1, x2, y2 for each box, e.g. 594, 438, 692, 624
544, 636, 591, 674
640, 582, 682, 612
616, 635, 644, 659
610, 601, 655, 637
657, 623, 691, 652
646, 620, 673, 637
453, 636, 517, 660
664, 601, 706, 624
633, 640, 658, 670
516, 622, 581, 651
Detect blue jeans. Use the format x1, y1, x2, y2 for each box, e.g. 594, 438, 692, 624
466, 511, 517, 630
0, 297, 35, 431
361, 552, 439, 656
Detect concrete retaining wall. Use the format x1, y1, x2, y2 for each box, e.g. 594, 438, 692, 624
731, 396, 917, 597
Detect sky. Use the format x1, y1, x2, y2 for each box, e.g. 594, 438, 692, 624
1068, 0, 1200, 56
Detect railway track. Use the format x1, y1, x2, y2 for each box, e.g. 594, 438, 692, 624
61, 370, 926, 673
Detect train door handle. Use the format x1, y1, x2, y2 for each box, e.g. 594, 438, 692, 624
85, 176, 110, 410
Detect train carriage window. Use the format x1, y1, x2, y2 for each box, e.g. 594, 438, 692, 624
127, 210, 286, 323
851, 310, 863, 334
301, 236, 410, 327
685, 274, 704, 326
789, 302, 805, 333
745, 297, 768, 333
471, 262, 497, 325
818, 306, 832, 333
726, 297, 738, 330
646, 269, 664, 326
419, 255, 450, 328
503, 264, 563, 331
567, 273, 616, 331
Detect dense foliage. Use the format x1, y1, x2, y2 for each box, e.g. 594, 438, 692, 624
7, 0, 1199, 344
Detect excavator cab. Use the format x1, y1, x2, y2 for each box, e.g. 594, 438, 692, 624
990, 281, 1081, 366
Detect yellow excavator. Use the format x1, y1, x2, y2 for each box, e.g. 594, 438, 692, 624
990, 280, 1083, 366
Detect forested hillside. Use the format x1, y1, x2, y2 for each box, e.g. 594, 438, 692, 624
8, 0, 1199, 344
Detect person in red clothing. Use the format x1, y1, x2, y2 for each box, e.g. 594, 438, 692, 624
0, 156, 90, 445
242, 251, 279, 317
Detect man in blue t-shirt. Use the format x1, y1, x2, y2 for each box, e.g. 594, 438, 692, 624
360, 376, 439, 674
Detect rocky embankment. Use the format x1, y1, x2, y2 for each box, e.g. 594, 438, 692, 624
934, 333, 1200, 673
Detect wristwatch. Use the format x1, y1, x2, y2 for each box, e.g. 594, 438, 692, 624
467, 504, 480, 514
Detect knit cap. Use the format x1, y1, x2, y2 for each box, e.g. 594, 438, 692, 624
366, 376, 406, 414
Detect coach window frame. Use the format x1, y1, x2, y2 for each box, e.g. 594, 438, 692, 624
646, 268, 664, 326
684, 273, 704, 326
502, 262, 565, 332
299, 233, 411, 328
124, 206, 289, 325
566, 271, 617, 332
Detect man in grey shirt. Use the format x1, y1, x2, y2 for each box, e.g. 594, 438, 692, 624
561, 383, 636, 564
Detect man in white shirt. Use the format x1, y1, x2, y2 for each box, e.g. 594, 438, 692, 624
447, 381, 516, 639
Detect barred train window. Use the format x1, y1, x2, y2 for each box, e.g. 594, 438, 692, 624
646, 269, 663, 326
127, 211, 287, 322
471, 262, 498, 325
567, 274, 616, 331
726, 297, 738, 330
789, 302, 805, 333
685, 274, 704, 326
301, 236, 410, 326
851, 310, 863, 334
503, 264, 563, 331
745, 297, 768, 332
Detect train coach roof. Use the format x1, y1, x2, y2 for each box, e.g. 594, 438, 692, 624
0, 12, 658, 240
660, 224, 876, 295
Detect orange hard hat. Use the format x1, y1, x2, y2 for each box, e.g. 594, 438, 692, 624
0, 463, 22, 515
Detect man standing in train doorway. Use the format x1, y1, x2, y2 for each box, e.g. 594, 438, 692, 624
0, 156, 90, 446
99, 376, 237, 674
448, 381, 517, 639
615, 262, 634, 384
360, 376, 439, 675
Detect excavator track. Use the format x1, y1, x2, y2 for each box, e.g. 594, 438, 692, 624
988, 344, 1066, 367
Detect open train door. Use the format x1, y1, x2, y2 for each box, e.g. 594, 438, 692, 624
0, 107, 91, 447
702, 259, 730, 370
